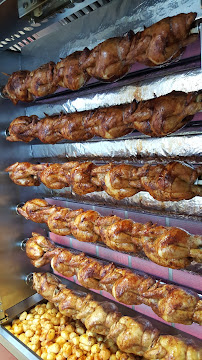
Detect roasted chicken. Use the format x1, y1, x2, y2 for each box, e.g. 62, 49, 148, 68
6, 161, 202, 201
54, 50, 90, 91
25, 62, 57, 98
2, 13, 198, 104
17, 199, 202, 269
27, 233, 202, 325
125, 12, 198, 67
6, 91, 202, 141
32, 272, 202, 359
2, 71, 34, 105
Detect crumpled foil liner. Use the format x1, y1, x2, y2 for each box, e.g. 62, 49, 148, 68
28, 67, 202, 220
26, 68, 202, 126
14, 1, 201, 221
47, 189, 202, 221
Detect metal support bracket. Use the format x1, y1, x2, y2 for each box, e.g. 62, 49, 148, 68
18, 0, 48, 18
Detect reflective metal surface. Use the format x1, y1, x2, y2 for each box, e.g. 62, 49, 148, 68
0, 51, 47, 315
20, 0, 202, 68
0, 0, 202, 353
0, 333, 39, 360
0, 294, 42, 359
1, 0, 113, 51
24, 65, 202, 219
18, 0, 48, 18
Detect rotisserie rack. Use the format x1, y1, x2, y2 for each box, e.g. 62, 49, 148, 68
0, 0, 202, 359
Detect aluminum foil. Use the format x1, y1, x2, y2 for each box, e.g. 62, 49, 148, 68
28, 69, 202, 220
16, 0, 202, 220
32, 134, 202, 164
47, 189, 202, 221
27, 67, 202, 166
26, 68, 202, 119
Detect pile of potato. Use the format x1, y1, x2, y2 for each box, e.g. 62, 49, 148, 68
5, 301, 136, 360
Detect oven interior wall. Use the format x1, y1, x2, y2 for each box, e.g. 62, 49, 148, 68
0, 51, 45, 317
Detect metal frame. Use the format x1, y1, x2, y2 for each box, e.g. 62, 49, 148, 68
0, 0, 202, 356
0, 0, 113, 51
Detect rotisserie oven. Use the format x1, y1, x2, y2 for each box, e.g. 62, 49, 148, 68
0, 0, 202, 359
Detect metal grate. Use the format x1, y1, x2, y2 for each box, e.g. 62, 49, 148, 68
0, 0, 113, 52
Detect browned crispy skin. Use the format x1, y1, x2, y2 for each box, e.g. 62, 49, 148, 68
81, 32, 133, 81
36, 114, 64, 144
25, 233, 56, 267
69, 162, 101, 195
141, 161, 202, 201
60, 111, 94, 141
5, 162, 47, 186
27, 233, 201, 325
39, 162, 79, 189
32, 272, 202, 358
19, 199, 202, 269
54, 50, 90, 90
6, 115, 39, 142
6, 91, 202, 142
71, 210, 100, 242
17, 198, 56, 223
2, 13, 198, 104
47, 207, 83, 236
130, 91, 202, 136
126, 12, 198, 67
82, 13, 198, 78
6, 160, 202, 201
87, 102, 136, 139
25, 62, 57, 97
2, 71, 34, 105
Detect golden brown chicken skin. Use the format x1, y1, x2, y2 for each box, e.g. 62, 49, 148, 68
2, 71, 34, 105
6, 160, 202, 202
19, 199, 202, 269
82, 13, 198, 78
81, 32, 133, 81
141, 161, 202, 201
32, 272, 202, 359
2, 13, 198, 104
27, 233, 201, 325
126, 12, 198, 67
130, 91, 202, 136
6, 91, 202, 142
6, 115, 39, 143
54, 50, 90, 90
5, 162, 48, 186
25, 62, 57, 97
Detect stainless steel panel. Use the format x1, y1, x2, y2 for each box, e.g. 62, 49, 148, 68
20, 0, 202, 68
0, 294, 42, 358
0, 0, 202, 347
0, 333, 39, 360
1, 0, 112, 51
0, 52, 47, 316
